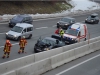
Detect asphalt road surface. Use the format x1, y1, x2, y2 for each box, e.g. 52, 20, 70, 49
0, 8, 100, 63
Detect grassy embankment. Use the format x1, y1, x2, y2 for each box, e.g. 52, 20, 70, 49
0, 1, 72, 15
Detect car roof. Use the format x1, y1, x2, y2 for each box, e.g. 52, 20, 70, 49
16, 23, 33, 28
63, 17, 75, 20
91, 13, 98, 16
44, 37, 57, 41
16, 14, 31, 18
71, 22, 86, 29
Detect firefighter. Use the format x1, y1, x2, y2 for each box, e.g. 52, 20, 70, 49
18, 36, 27, 54
2, 40, 12, 58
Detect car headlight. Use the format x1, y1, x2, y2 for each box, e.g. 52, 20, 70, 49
57, 22, 59, 23
85, 19, 87, 20
6, 33, 8, 35
91, 20, 94, 22
65, 24, 68, 25
14, 35, 16, 37
72, 38, 73, 40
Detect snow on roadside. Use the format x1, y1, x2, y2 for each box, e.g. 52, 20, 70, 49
1, 0, 100, 21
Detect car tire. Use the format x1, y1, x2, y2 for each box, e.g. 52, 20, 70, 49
85, 21, 87, 23
57, 25, 59, 28
95, 21, 99, 24
17, 36, 21, 41
28, 34, 32, 39
9, 25, 11, 27
84, 38, 87, 41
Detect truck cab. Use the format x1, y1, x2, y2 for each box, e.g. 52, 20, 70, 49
63, 23, 87, 44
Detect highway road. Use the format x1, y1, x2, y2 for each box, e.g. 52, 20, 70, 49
0, 8, 100, 63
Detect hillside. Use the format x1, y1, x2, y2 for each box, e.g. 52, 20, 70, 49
0, 1, 72, 15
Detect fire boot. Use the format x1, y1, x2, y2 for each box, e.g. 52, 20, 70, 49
18, 50, 22, 54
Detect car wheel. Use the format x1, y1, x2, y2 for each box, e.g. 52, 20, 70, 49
57, 25, 60, 28
95, 21, 99, 24
9, 25, 12, 27
84, 38, 87, 41
28, 34, 32, 39
17, 36, 21, 41
85, 21, 87, 23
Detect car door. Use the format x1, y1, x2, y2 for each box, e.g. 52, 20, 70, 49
26, 27, 32, 38
22, 17, 29, 24
21, 28, 27, 38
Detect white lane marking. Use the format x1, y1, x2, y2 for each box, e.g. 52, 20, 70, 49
52, 25, 56, 27
0, 32, 6, 34
56, 53, 100, 75
0, 43, 18, 48
36, 27, 48, 29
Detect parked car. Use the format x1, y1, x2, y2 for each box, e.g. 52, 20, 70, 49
6, 23, 33, 41
9, 14, 33, 27
85, 13, 99, 24
57, 17, 76, 29
34, 37, 66, 53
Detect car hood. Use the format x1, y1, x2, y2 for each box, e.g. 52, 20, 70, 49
63, 34, 77, 39
59, 21, 69, 25
7, 30, 21, 36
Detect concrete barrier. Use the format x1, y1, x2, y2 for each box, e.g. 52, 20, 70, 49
51, 49, 75, 69
34, 47, 63, 62
1, 71, 16, 75
74, 45, 89, 59
8, 58, 51, 75
0, 54, 35, 74
63, 41, 87, 52
93, 41, 100, 51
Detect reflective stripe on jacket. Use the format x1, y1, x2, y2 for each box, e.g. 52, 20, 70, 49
4, 43, 12, 52
60, 30, 64, 36
19, 39, 27, 47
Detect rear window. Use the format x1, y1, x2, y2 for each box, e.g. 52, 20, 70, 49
12, 16, 23, 22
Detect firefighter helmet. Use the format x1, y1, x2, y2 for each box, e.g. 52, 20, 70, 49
6, 40, 10, 43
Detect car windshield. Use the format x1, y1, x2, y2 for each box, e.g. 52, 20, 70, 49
12, 16, 23, 22
11, 26, 23, 33
91, 15, 96, 18
61, 18, 71, 22
65, 29, 78, 36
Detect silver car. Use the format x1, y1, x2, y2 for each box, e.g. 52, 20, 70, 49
6, 23, 33, 41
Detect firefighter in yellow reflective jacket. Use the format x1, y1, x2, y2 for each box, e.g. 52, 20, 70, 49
18, 36, 27, 54
59, 29, 64, 38
2, 40, 12, 58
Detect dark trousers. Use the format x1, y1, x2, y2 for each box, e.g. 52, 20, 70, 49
3, 52, 10, 57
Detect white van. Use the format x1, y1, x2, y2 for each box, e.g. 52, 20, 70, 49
63, 23, 88, 44
6, 23, 33, 41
